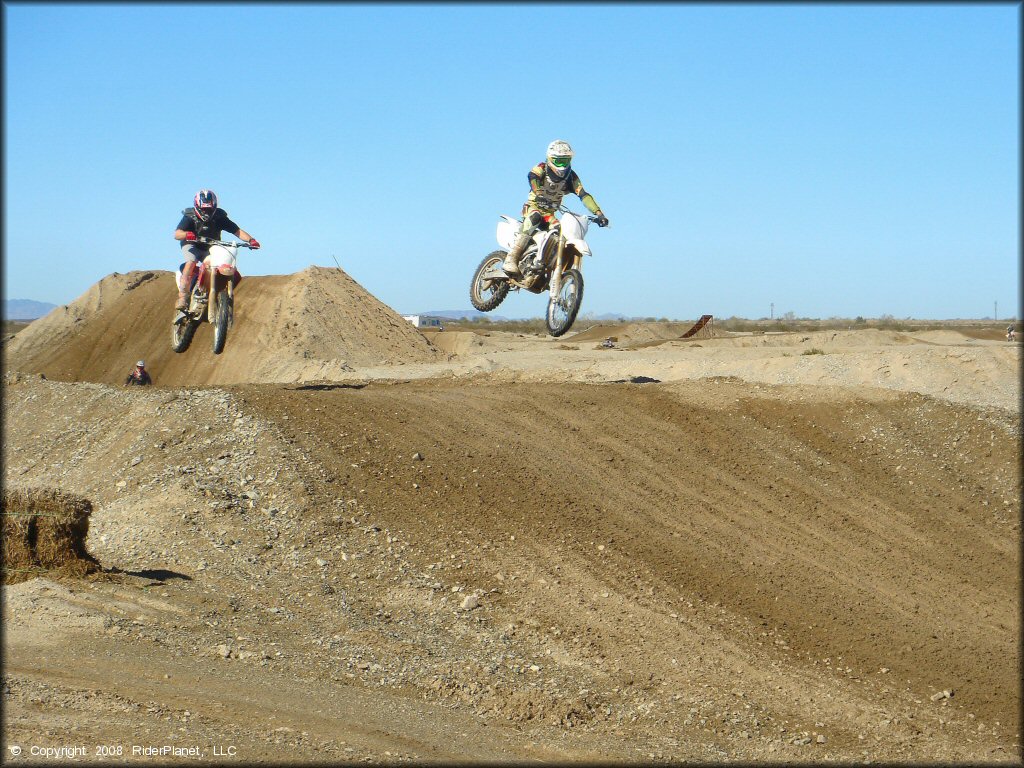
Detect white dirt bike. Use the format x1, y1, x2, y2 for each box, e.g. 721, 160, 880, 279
469, 205, 604, 337
171, 237, 255, 355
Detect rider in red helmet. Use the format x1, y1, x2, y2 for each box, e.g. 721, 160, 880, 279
173, 189, 260, 311
124, 360, 152, 386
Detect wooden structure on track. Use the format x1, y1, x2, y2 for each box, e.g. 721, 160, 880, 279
682, 314, 713, 339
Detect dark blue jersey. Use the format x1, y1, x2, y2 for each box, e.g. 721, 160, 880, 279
176, 208, 240, 242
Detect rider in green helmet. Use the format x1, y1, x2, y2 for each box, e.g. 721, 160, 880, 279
502, 139, 609, 277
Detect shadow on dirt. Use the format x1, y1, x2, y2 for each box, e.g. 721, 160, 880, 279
607, 375, 661, 384
290, 383, 368, 391
106, 567, 192, 582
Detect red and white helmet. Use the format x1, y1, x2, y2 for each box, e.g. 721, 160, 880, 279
193, 189, 218, 222
546, 140, 574, 179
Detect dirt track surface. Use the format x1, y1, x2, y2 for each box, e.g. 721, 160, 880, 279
2, 270, 1021, 763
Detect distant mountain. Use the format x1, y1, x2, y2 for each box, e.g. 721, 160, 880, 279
4, 299, 57, 320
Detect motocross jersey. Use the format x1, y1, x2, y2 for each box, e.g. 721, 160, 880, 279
176, 208, 241, 243
125, 369, 152, 386
524, 162, 601, 216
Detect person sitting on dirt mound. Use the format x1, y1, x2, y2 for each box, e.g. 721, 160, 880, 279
502, 140, 609, 277
124, 360, 152, 386
173, 189, 260, 311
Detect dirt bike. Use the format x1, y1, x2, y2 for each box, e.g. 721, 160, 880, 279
469, 205, 604, 337
171, 237, 255, 355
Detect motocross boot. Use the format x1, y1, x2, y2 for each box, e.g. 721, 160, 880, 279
502, 232, 532, 277
176, 262, 196, 311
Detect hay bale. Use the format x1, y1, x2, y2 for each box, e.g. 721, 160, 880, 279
2, 487, 100, 584
4, 512, 36, 576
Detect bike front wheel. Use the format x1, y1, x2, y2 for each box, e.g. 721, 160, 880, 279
546, 268, 584, 337
212, 293, 231, 354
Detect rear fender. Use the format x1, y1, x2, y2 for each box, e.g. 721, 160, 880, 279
496, 215, 521, 250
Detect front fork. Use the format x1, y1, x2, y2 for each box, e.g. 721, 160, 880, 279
549, 236, 581, 297
208, 273, 234, 326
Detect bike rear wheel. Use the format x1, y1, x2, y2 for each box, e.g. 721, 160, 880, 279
546, 268, 584, 337
469, 251, 510, 312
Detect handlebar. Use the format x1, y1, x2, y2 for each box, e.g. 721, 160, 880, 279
194, 237, 256, 249
557, 204, 607, 226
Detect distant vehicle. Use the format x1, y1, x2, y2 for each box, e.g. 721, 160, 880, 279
171, 237, 256, 355
403, 315, 444, 331
469, 204, 604, 337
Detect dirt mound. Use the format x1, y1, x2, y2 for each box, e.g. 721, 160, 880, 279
3, 487, 100, 584
418, 330, 483, 356
568, 321, 702, 344
675, 328, 915, 349
5, 267, 440, 385
910, 329, 986, 345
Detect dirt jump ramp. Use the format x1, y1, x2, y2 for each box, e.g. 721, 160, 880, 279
4, 267, 440, 386
681, 314, 713, 338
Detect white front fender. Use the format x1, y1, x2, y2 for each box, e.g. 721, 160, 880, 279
564, 237, 591, 258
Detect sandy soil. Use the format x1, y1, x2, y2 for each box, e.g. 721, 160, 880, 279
2, 270, 1020, 764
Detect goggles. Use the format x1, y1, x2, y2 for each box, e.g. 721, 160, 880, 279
549, 155, 571, 168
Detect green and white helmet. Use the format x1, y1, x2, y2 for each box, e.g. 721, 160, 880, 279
546, 140, 574, 179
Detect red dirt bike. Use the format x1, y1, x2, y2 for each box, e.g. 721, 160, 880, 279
171, 237, 255, 355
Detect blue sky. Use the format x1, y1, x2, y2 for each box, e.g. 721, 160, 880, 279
3, 3, 1019, 320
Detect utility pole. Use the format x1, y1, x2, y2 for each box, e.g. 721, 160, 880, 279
770, 302, 774, 320
994, 300, 997, 321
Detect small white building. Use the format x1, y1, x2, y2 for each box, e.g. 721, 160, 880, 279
402, 314, 445, 330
